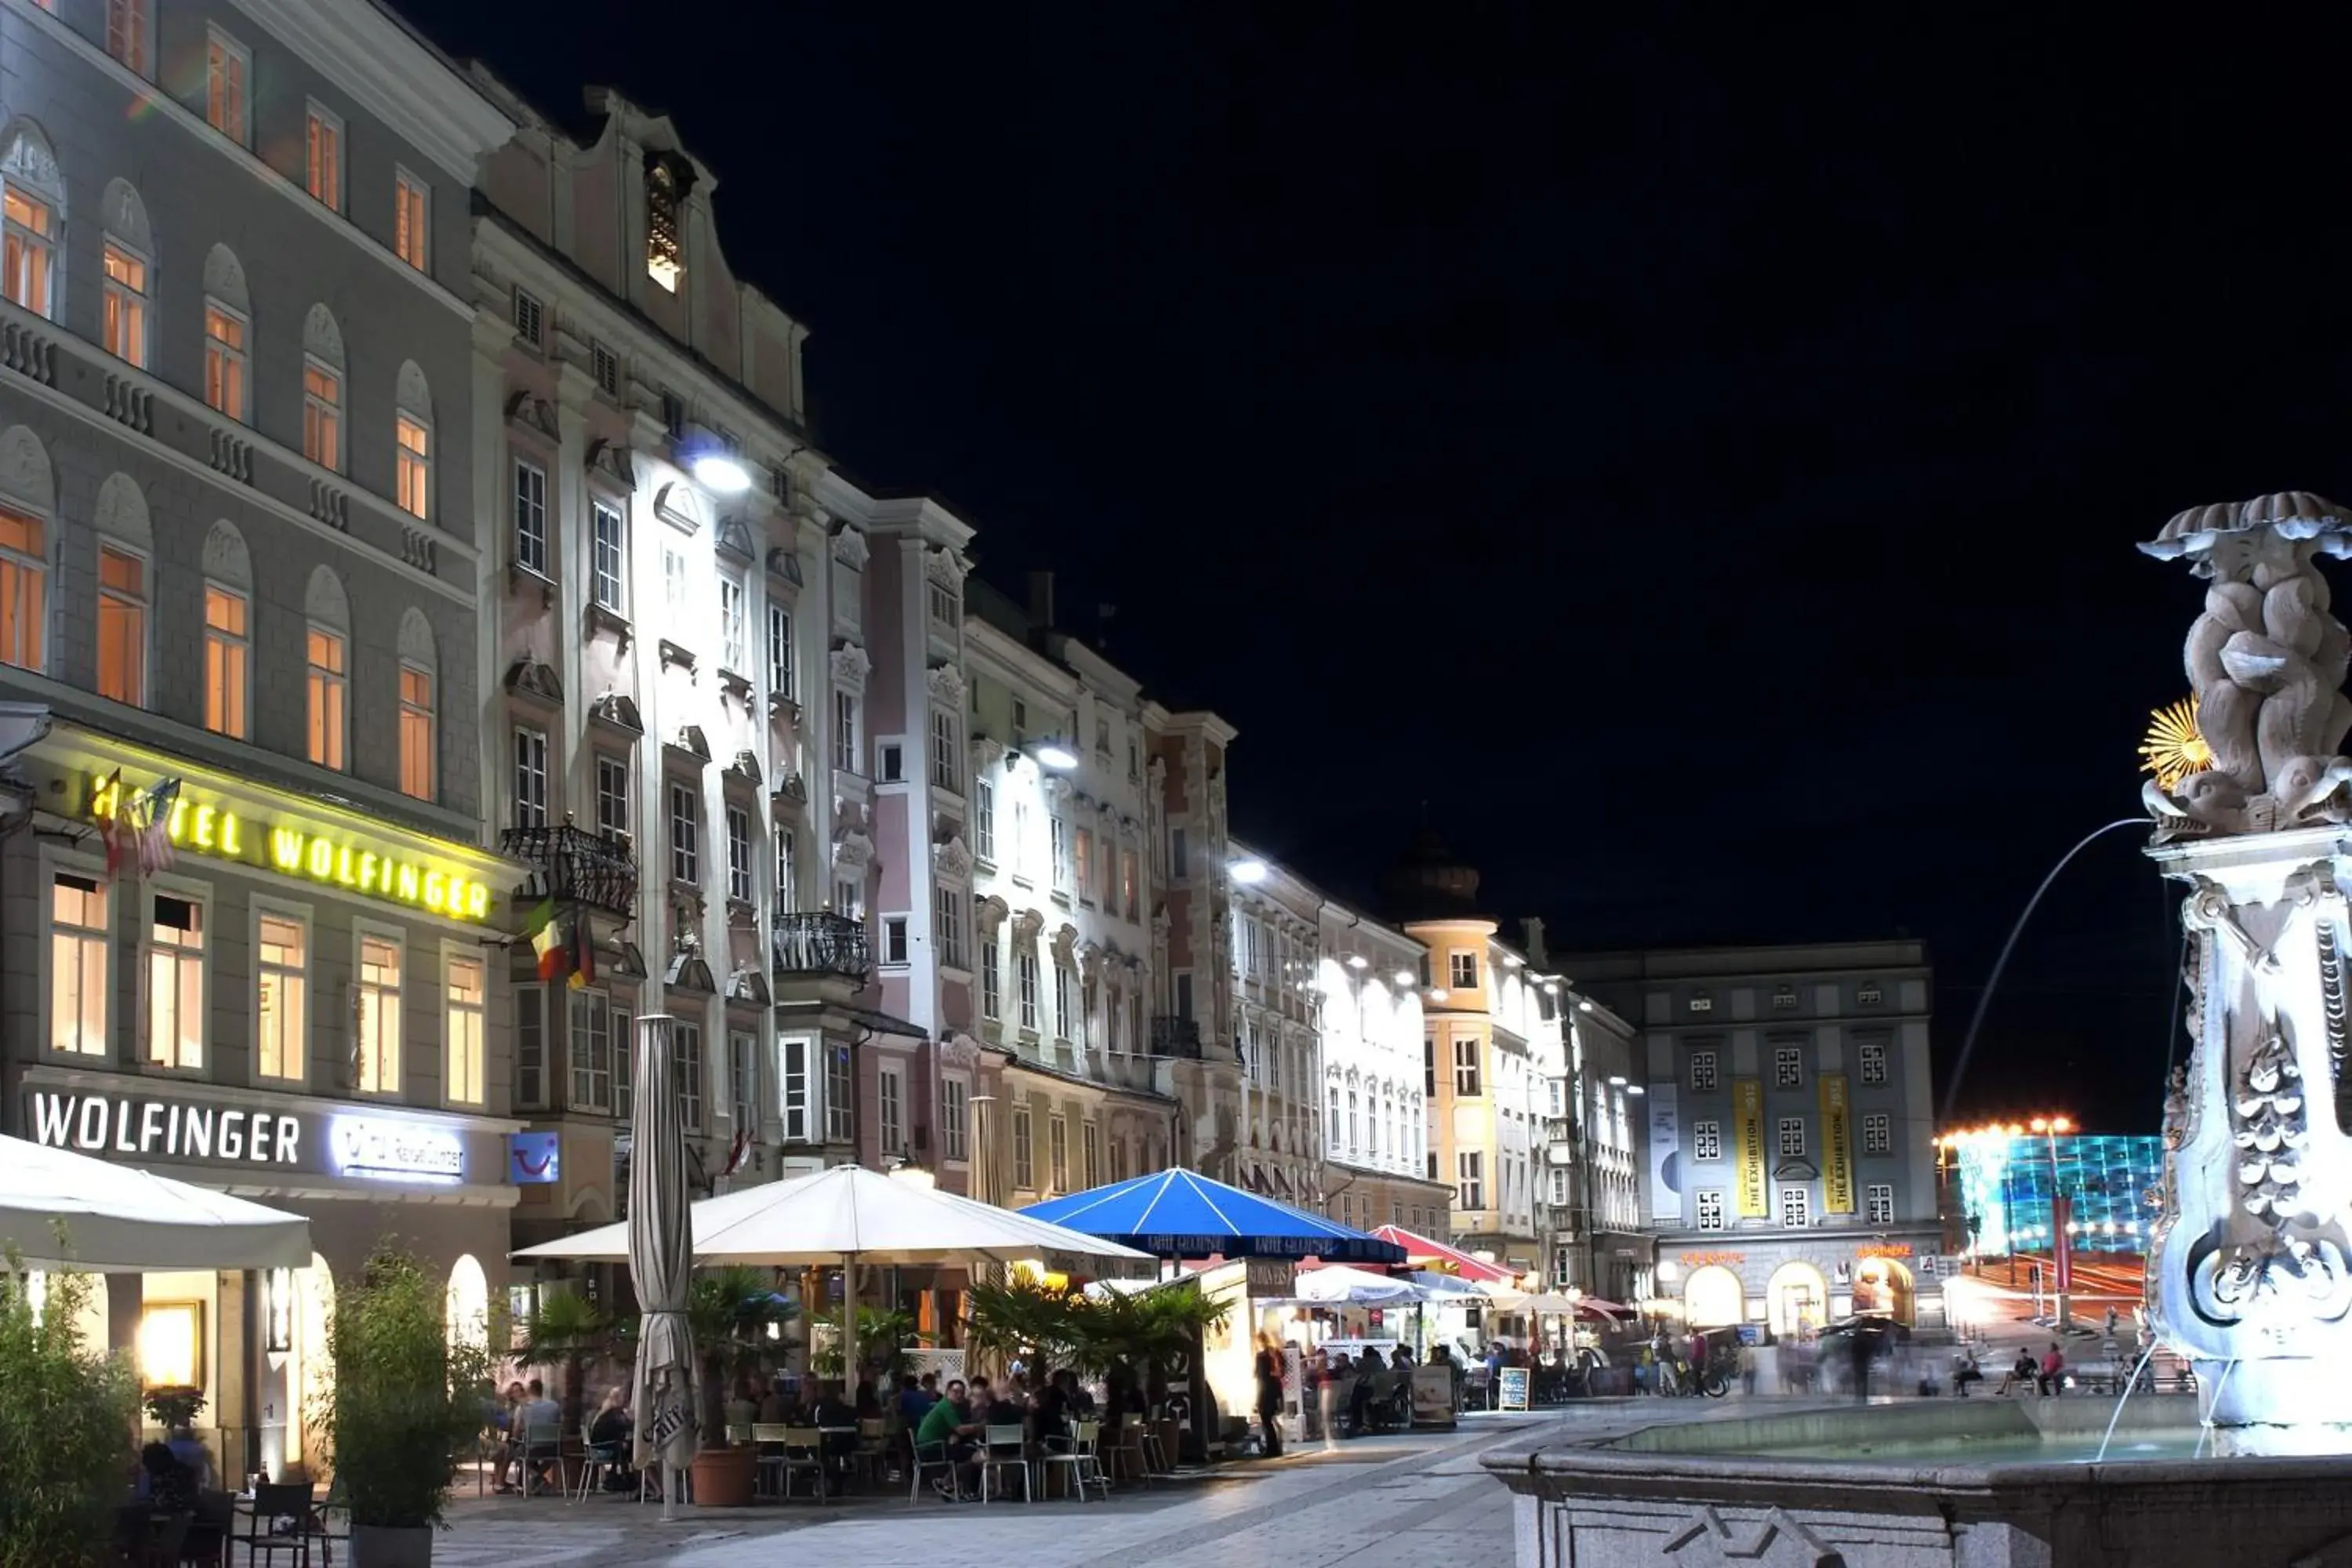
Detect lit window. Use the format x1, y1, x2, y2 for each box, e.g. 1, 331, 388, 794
395, 414, 431, 520
49, 873, 107, 1056
2, 187, 53, 318
766, 604, 792, 698
513, 728, 548, 830
1450, 950, 1479, 989
1780, 1185, 1809, 1229
0, 509, 45, 673
96, 545, 144, 706
255, 913, 306, 1081
147, 895, 204, 1070
725, 804, 752, 903
303, 361, 341, 471
646, 158, 684, 291
306, 628, 346, 771
595, 755, 630, 840
514, 461, 547, 573
107, 0, 147, 74
973, 780, 995, 862
446, 953, 486, 1105
394, 170, 429, 271
355, 936, 402, 1094
592, 500, 626, 612
205, 31, 249, 144
673, 1020, 703, 1131
1073, 828, 1092, 904
668, 782, 698, 883
397, 666, 434, 800
203, 304, 245, 421
305, 105, 343, 210
100, 243, 147, 366
720, 575, 747, 672
202, 586, 248, 739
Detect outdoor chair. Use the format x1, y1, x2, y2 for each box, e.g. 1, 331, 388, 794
572, 1424, 630, 1503
909, 1437, 958, 1504
519, 1419, 564, 1497
114, 1504, 190, 1568
180, 1490, 233, 1566
1043, 1420, 1111, 1503
234, 1484, 316, 1567
778, 1426, 828, 1501
854, 1417, 890, 1488
978, 1423, 1033, 1503
1124, 1412, 1169, 1478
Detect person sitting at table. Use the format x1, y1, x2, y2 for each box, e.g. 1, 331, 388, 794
1032, 1368, 1072, 1447
1348, 1347, 1387, 1435
918, 1378, 982, 1500
135, 1441, 199, 1513
725, 1374, 760, 1432
162, 1424, 215, 1492
898, 1370, 938, 1426
585, 1388, 636, 1491
986, 1373, 1028, 1428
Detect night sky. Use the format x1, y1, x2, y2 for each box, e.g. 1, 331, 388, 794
397, 3, 2352, 1134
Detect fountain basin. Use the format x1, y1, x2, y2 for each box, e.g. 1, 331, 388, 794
1483, 1397, 2352, 1566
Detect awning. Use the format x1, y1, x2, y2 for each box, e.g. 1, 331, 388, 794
1022, 1170, 1405, 1265
1366, 1224, 1516, 1283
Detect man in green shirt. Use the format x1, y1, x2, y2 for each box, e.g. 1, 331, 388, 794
916, 1377, 981, 1499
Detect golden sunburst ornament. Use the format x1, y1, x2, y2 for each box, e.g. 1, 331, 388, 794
2140, 696, 2213, 791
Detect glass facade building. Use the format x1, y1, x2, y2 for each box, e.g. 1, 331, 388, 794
1951, 1133, 2162, 1256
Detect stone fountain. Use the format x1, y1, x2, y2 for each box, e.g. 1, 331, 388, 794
1480, 492, 2352, 1563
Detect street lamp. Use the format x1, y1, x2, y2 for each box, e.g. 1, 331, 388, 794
2027, 1116, 2074, 1327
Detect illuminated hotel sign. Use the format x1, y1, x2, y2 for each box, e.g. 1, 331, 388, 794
27, 1091, 470, 1185
87, 773, 493, 924
331, 1117, 465, 1183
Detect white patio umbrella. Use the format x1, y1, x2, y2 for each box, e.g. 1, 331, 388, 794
518, 1163, 1152, 1393
627, 1017, 696, 1521
1290, 1265, 1426, 1305
0, 1134, 310, 1271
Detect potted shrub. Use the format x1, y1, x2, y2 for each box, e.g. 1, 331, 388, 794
809, 1304, 916, 1385
318, 1244, 493, 1568
684, 1265, 795, 1508
143, 1384, 206, 1432
0, 1255, 137, 1566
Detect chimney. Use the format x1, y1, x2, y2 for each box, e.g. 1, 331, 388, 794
1026, 570, 1055, 630
1522, 916, 1548, 970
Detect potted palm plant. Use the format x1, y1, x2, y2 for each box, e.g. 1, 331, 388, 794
0, 1255, 136, 1566
318, 1244, 494, 1568
684, 1265, 796, 1508
513, 1287, 612, 1436
810, 1303, 916, 1385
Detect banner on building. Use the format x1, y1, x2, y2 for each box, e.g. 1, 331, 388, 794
1648, 1083, 1682, 1220
1732, 1079, 1766, 1218
1820, 1073, 1855, 1214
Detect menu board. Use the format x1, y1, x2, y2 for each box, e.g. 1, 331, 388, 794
1497, 1367, 1531, 1411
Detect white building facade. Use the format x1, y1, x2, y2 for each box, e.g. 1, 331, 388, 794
1317, 900, 1450, 1236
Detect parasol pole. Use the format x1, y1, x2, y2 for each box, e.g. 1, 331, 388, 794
842, 1251, 859, 1399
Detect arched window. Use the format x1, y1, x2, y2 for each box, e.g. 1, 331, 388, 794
201, 246, 249, 423
0, 426, 51, 673
394, 361, 432, 521
396, 607, 435, 800
301, 306, 344, 472
303, 567, 349, 771
93, 474, 151, 706
201, 521, 251, 739
1, 124, 62, 318
100, 180, 151, 368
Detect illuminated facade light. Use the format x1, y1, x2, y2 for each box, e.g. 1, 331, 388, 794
1033, 742, 1078, 770
1393, 970, 1416, 987
1345, 953, 1369, 970
1228, 858, 1268, 884
690, 452, 751, 493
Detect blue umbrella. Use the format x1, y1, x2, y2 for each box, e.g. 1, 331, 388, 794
1022, 1171, 1406, 1265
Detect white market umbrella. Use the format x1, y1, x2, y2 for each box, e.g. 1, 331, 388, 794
518, 1162, 1152, 1395
627, 1017, 696, 1520
0, 1134, 310, 1271
1290, 1265, 1426, 1306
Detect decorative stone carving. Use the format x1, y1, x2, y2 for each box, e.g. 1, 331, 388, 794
934, 835, 974, 884
0, 426, 49, 513
504, 389, 557, 438
1011, 907, 1046, 944
925, 662, 967, 709
975, 895, 1010, 936
588, 691, 644, 735
715, 514, 755, 562
201, 521, 250, 588
830, 525, 869, 570
924, 547, 967, 588
832, 830, 874, 871
94, 473, 151, 548
503, 656, 564, 707
767, 546, 804, 587
725, 750, 763, 787
102, 179, 150, 252
0, 128, 59, 192
586, 437, 637, 487
669, 725, 712, 763
1050, 924, 1079, 964
970, 734, 1006, 772
829, 641, 870, 694
654, 481, 702, 532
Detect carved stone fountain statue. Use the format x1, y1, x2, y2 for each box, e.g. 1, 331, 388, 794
2142, 489, 2352, 1455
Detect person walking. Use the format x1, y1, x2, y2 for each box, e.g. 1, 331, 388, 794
1737, 1340, 1758, 1396
1312, 1348, 1339, 1451
1254, 1334, 1285, 1457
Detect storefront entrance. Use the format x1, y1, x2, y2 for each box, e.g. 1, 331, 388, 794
1682, 1265, 1744, 1329
1767, 1261, 1828, 1338
1853, 1256, 1915, 1325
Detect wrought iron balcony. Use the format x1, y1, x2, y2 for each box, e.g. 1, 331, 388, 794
1149, 1015, 1203, 1059
499, 823, 637, 919
772, 910, 871, 983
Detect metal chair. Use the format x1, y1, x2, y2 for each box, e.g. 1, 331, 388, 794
234, 1484, 315, 1566
777, 1426, 828, 1501
909, 1437, 958, 1504
1124, 1412, 1169, 1479
1043, 1420, 1111, 1503
572, 1425, 630, 1503
978, 1423, 1032, 1503
855, 1416, 891, 1488
518, 1420, 564, 1497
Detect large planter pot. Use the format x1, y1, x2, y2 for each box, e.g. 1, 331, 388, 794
689, 1444, 758, 1507
350, 1524, 434, 1568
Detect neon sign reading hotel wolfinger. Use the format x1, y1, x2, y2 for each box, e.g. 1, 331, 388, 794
87, 773, 493, 923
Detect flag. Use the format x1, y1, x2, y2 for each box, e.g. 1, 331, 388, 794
93, 768, 125, 876
568, 914, 596, 989
722, 1128, 753, 1177
132, 779, 181, 877
524, 898, 568, 983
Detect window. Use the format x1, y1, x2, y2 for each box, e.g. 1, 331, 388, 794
2, 181, 53, 318
775, 827, 797, 913
101, 243, 147, 366
1054, 964, 1073, 1040
394, 169, 430, 271
596, 755, 630, 840
1014, 800, 1033, 877
1457, 1150, 1485, 1211
766, 604, 792, 696
445, 953, 485, 1105
878, 1065, 904, 1156
880, 916, 909, 967
646, 158, 684, 291
303, 361, 342, 471
107, 0, 148, 74
931, 710, 958, 790
512, 728, 548, 830
940, 1077, 969, 1160
974, 780, 996, 861
673, 1020, 703, 1132
1693, 1120, 1722, 1162
1121, 850, 1139, 921
981, 938, 1000, 1020
833, 691, 859, 773
1453, 1036, 1481, 1096
355, 935, 402, 1094
255, 913, 306, 1081
1689, 1050, 1719, 1092
1051, 815, 1071, 892
928, 580, 959, 629
1777, 1116, 1806, 1157
514, 988, 546, 1108
204, 304, 245, 420
577, 498, 622, 611
1012, 699, 1029, 743
398, 666, 434, 800
1859, 1040, 1889, 1086
1696, 1190, 1726, 1231
703, 577, 743, 677
305, 104, 343, 209
662, 546, 688, 622
1326, 1087, 1341, 1152
395, 414, 431, 519
205, 31, 249, 143
725, 805, 752, 903
824, 1043, 852, 1140
729, 1029, 758, 1130
139, 895, 203, 1070
569, 995, 619, 1112
1018, 950, 1040, 1032
592, 341, 620, 396
1012, 1106, 1034, 1189
1863, 1112, 1892, 1156
1865, 1183, 1895, 1225
1774, 1045, 1803, 1088
1780, 1185, 1809, 1228
1049, 1116, 1069, 1192
1450, 950, 1479, 989
935, 885, 965, 970
833, 880, 862, 923
96, 546, 144, 706
49, 873, 107, 1056
668, 783, 699, 883
1169, 826, 1187, 878
513, 288, 543, 347
780, 1036, 810, 1141
513, 461, 547, 572
1073, 829, 1093, 904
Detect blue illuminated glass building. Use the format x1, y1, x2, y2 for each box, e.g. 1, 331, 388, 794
1949, 1132, 2161, 1256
